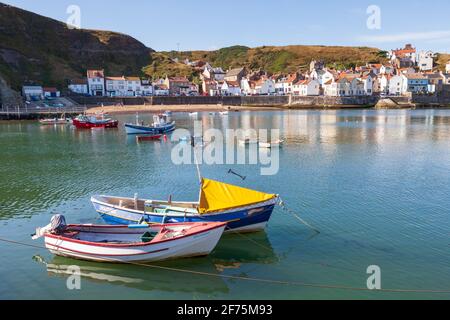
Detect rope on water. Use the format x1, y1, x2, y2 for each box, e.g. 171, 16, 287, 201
277, 198, 320, 234
0, 237, 450, 294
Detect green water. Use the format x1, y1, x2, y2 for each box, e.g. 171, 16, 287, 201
0, 109, 449, 300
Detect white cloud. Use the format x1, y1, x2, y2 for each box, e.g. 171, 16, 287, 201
358, 30, 450, 43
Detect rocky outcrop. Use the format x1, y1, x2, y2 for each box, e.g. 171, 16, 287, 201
0, 3, 152, 91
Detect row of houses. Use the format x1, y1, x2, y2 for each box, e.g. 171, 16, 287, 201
68, 70, 199, 97
198, 44, 450, 97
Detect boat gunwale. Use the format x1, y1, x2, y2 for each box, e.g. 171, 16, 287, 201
44, 222, 227, 248
91, 195, 278, 217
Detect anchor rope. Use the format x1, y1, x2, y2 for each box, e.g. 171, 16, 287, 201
277, 198, 320, 234
1, 236, 450, 294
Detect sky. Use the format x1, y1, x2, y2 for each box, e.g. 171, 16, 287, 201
3, 0, 450, 53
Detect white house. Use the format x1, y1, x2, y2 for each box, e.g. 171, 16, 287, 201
446, 61, 450, 74
388, 75, 407, 96
68, 79, 88, 95
22, 86, 43, 101
310, 69, 335, 87
105, 76, 142, 97
324, 78, 350, 96
292, 79, 320, 96
87, 70, 105, 96
378, 74, 390, 95
254, 78, 276, 95
43, 87, 60, 98
380, 65, 394, 75
418, 51, 434, 71
140, 79, 153, 96
153, 84, 169, 96
221, 81, 241, 96
240, 78, 255, 95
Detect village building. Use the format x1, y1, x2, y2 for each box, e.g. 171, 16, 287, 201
403, 73, 430, 93
418, 51, 434, 71
446, 61, 450, 74
87, 69, 105, 96
68, 79, 88, 95
22, 85, 43, 101
323, 78, 350, 97
254, 77, 276, 95
140, 79, 153, 96
388, 75, 407, 96
390, 44, 417, 66
224, 67, 246, 83
221, 81, 241, 96
153, 84, 169, 96
105, 76, 141, 97
292, 79, 320, 96
43, 87, 60, 98
164, 76, 190, 96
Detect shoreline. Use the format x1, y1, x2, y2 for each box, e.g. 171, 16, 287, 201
85, 104, 284, 114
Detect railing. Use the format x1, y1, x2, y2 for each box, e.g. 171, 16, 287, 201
0, 105, 87, 116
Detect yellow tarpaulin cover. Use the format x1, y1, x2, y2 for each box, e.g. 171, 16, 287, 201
199, 178, 277, 214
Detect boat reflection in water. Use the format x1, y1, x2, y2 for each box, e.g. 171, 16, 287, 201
32, 232, 278, 294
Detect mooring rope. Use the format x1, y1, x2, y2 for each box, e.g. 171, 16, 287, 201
277, 198, 320, 234
1, 236, 449, 294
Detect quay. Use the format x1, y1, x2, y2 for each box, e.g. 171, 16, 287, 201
0, 106, 87, 120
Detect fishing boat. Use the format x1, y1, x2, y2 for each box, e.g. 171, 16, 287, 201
136, 135, 163, 142
73, 114, 118, 129
32, 215, 226, 263
259, 140, 284, 149
125, 114, 175, 135
91, 178, 278, 233
219, 111, 229, 116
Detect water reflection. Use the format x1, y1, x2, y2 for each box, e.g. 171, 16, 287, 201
32, 232, 278, 295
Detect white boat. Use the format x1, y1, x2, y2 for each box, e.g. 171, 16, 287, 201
259, 140, 285, 149
32, 215, 226, 263
220, 111, 229, 116
189, 112, 198, 116
39, 116, 71, 125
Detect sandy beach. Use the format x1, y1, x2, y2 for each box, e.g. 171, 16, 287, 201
86, 104, 283, 114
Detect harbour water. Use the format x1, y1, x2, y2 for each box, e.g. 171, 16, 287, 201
0, 109, 449, 300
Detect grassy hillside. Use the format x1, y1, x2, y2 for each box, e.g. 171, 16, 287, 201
0, 3, 152, 91
158, 45, 388, 76
435, 53, 450, 71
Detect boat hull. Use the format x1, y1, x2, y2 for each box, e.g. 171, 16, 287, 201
125, 123, 175, 135
44, 223, 226, 263
91, 196, 277, 233
73, 119, 119, 129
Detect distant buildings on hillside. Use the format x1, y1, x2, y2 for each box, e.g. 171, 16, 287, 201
21, 43, 450, 101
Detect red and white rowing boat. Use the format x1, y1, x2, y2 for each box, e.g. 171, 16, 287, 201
33, 216, 226, 263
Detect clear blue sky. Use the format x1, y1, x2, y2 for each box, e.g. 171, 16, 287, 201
3, 0, 450, 53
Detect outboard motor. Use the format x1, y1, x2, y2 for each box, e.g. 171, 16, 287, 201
50, 214, 67, 234
32, 214, 67, 240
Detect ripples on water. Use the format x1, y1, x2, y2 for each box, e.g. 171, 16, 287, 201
0, 109, 449, 299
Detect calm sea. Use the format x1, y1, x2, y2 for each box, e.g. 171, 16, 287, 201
0, 109, 449, 300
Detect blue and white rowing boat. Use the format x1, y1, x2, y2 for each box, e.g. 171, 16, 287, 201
91, 178, 279, 233
125, 114, 176, 135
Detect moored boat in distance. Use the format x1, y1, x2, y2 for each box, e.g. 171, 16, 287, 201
259, 140, 285, 149
136, 134, 163, 142
32, 215, 226, 263
125, 114, 175, 135
91, 178, 279, 233
39, 114, 71, 125
73, 114, 118, 129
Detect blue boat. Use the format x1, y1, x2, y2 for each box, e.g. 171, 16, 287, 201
91, 178, 279, 233
125, 114, 176, 135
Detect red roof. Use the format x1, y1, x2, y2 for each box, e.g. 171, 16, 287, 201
87, 70, 104, 79
43, 87, 58, 92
